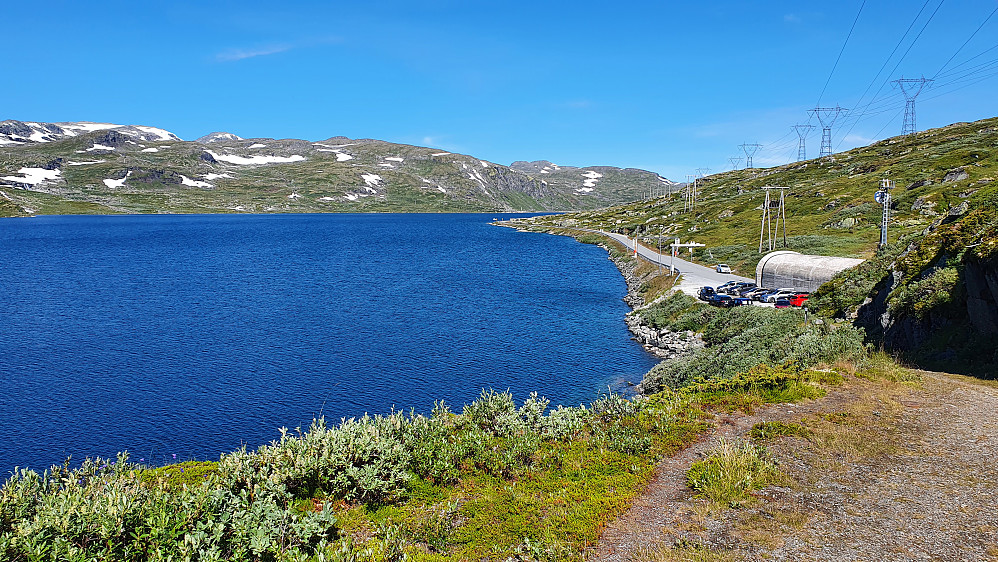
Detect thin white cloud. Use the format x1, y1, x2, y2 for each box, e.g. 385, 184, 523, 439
784, 13, 801, 24
215, 45, 292, 62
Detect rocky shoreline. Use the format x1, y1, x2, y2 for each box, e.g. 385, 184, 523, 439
598, 241, 705, 365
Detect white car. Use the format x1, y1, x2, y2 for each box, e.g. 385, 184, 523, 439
715, 264, 732, 274
765, 289, 797, 303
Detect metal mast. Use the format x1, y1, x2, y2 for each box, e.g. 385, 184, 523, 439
893, 76, 933, 136
729, 157, 743, 170
809, 106, 847, 157
793, 124, 815, 161
739, 143, 762, 168
758, 186, 789, 253
876, 178, 895, 248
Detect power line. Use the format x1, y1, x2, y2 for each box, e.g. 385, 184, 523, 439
836, 0, 947, 148
846, 0, 935, 123
817, 0, 868, 107
933, 5, 998, 78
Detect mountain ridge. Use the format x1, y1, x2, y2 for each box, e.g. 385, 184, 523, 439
0, 119, 676, 216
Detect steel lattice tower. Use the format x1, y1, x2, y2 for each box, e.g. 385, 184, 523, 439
729, 157, 743, 170
809, 106, 847, 157
793, 124, 815, 161
739, 143, 762, 168
893, 77, 933, 136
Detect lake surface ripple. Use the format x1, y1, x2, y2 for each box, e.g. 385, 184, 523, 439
0, 213, 657, 473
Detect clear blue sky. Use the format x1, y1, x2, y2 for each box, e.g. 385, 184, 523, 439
4, 0, 997, 180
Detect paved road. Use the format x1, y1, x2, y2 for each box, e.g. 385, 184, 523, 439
599, 231, 753, 295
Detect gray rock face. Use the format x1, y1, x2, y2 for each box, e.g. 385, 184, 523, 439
944, 168, 969, 183
964, 256, 998, 336
95, 131, 128, 148
0, 120, 33, 137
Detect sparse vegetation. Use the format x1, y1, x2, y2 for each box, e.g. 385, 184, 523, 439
685, 440, 779, 506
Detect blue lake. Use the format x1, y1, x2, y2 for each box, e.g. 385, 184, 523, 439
0, 213, 657, 474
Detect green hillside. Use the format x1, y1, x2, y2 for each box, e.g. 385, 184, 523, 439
520, 116, 998, 375
521, 116, 998, 276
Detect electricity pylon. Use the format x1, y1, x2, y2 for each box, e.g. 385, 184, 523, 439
729, 157, 743, 170
809, 106, 847, 157
893, 76, 933, 136
740, 143, 762, 168
793, 124, 815, 161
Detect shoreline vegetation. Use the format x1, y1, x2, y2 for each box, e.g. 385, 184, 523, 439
2, 227, 918, 561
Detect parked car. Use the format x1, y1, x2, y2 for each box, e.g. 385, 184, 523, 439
736, 284, 759, 297
716, 281, 739, 293
723, 282, 754, 295
698, 286, 716, 301
733, 297, 753, 306
788, 293, 810, 307
709, 294, 735, 308
764, 289, 798, 303
774, 298, 792, 308
715, 263, 732, 274
746, 287, 773, 301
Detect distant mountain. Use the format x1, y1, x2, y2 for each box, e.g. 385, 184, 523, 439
196, 132, 243, 143
0, 120, 676, 216
0, 120, 179, 145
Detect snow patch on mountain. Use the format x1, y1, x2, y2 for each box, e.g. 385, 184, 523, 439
2, 167, 62, 186
103, 172, 130, 189
206, 151, 305, 165
196, 132, 242, 143
180, 175, 213, 188
362, 173, 382, 188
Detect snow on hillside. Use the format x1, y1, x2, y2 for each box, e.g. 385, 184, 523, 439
0, 120, 182, 145
2, 167, 61, 186
205, 151, 305, 165
196, 132, 243, 143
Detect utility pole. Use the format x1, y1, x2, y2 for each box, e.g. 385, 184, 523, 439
893, 76, 933, 136
876, 178, 895, 248
809, 106, 847, 157
740, 143, 762, 168
758, 186, 789, 253
669, 240, 706, 273
793, 124, 815, 161
729, 157, 743, 170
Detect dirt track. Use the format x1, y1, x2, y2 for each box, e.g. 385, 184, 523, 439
589, 371, 998, 561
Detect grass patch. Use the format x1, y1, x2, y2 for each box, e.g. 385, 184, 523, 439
750, 421, 812, 440
638, 541, 737, 562
685, 440, 779, 506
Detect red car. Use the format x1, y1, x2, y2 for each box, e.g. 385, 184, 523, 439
788, 293, 810, 307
